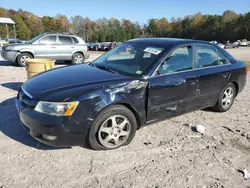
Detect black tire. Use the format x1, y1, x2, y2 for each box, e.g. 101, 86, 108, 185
71, 53, 85, 64
88, 105, 137, 150
213, 83, 236, 112
17, 53, 33, 67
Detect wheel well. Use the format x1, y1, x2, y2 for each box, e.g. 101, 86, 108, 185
16, 52, 34, 62
232, 81, 239, 96
73, 51, 85, 57
117, 103, 141, 129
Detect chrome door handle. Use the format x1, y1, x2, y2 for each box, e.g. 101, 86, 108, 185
51, 46, 56, 48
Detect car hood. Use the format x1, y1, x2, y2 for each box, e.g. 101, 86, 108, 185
4, 43, 30, 50
23, 64, 132, 100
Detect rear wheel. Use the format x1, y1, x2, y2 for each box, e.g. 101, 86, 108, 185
17, 53, 33, 67
72, 53, 85, 64
213, 83, 236, 112
88, 105, 137, 150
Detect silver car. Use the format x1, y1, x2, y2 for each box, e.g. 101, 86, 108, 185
1, 33, 90, 66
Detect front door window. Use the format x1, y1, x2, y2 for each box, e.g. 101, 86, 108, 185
158, 45, 193, 75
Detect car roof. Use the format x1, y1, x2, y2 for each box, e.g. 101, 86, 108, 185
45, 33, 77, 38
128, 38, 211, 47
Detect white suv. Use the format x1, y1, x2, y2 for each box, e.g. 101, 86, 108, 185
1, 33, 90, 66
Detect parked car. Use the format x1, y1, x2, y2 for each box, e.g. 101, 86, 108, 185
210, 41, 218, 44
232, 41, 240, 48
224, 43, 235, 49
238, 39, 248, 47
88, 43, 101, 51
1, 33, 90, 66
16, 38, 247, 150
100, 42, 119, 51
217, 43, 225, 49
5, 37, 22, 44
100, 42, 111, 51
0, 38, 8, 47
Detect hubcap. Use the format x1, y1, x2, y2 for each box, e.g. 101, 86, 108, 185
20, 55, 30, 65
74, 55, 83, 64
98, 115, 131, 148
221, 87, 234, 108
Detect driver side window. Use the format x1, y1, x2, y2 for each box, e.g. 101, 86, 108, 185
39, 36, 57, 45
158, 45, 193, 75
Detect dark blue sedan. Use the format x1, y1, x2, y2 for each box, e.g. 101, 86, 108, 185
16, 38, 247, 150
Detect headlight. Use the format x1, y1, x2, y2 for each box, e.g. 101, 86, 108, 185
34, 101, 79, 116
4, 46, 11, 51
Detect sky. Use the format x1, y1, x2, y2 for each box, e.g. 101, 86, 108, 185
1, 0, 250, 24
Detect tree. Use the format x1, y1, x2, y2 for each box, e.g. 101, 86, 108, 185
18, 9, 44, 38
0, 7, 249, 42
11, 13, 30, 40
55, 14, 70, 32
222, 10, 239, 23
71, 15, 86, 39
147, 19, 158, 37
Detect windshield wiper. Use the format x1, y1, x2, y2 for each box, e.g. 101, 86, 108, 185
95, 64, 118, 74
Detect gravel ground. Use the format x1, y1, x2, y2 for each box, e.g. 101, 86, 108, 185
227, 47, 250, 61
0, 50, 250, 188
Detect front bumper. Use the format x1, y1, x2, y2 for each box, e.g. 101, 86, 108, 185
15, 96, 90, 147
1, 50, 20, 62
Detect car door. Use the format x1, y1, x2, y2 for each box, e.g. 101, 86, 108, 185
194, 44, 232, 108
56, 36, 74, 60
147, 45, 200, 122
34, 35, 58, 59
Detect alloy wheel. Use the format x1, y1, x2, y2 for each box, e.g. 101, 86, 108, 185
20, 55, 30, 65
221, 87, 234, 109
98, 115, 131, 149
74, 55, 83, 64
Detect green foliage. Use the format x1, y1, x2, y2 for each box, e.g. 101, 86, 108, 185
0, 7, 249, 42
11, 13, 30, 40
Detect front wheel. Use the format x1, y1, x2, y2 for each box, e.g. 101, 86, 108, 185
71, 53, 85, 64
88, 105, 137, 150
17, 53, 33, 67
213, 83, 236, 112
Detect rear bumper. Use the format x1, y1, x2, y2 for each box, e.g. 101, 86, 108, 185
1, 50, 20, 62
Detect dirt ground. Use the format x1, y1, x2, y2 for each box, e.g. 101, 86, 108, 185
227, 47, 250, 61
0, 49, 250, 188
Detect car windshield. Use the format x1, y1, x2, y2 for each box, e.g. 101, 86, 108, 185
26, 34, 45, 44
93, 42, 165, 76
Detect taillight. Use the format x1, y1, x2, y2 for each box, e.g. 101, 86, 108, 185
245, 66, 248, 74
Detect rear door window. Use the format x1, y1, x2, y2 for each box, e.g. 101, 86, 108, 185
196, 44, 229, 68
158, 45, 193, 75
59, 36, 73, 45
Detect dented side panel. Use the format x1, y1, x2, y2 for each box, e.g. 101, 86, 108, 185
66, 80, 148, 133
